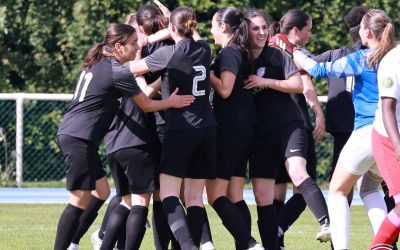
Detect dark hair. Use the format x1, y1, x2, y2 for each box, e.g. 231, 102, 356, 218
344, 6, 368, 43
362, 9, 395, 68
215, 7, 253, 77
243, 8, 276, 40
81, 23, 135, 70
136, 5, 168, 36
170, 7, 197, 37
279, 9, 311, 35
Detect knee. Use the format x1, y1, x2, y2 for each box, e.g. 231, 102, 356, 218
358, 173, 381, 200
253, 186, 273, 206
291, 174, 309, 187
184, 192, 203, 207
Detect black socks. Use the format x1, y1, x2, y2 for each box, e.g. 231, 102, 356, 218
71, 195, 105, 244
100, 204, 130, 250
54, 203, 84, 250
125, 205, 149, 250
298, 177, 329, 225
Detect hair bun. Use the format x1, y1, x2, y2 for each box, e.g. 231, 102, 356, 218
185, 19, 197, 29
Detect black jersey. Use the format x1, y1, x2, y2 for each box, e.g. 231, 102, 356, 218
145, 38, 216, 130
212, 44, 257, 125
142, 40, 175, 126
104, 42, 173, 154
290, 93, 313, 130
104, 97, 157, 155
290, 46, 314, 131
57, 57, 142, 147
253, 47, 301, 135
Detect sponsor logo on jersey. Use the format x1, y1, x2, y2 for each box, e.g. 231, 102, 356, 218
289, 149, 301, 153
382, 77, 394, 88
256, 67, 266, 77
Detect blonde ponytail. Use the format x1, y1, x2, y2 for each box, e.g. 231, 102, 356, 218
363, 9, 395, 68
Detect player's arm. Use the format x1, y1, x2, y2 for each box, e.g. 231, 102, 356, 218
133, 88, 194, 112
301, 74, 325, 141
136, 75, 161, 98
269, 33, 362, 79
244, 72, 303, 94
141, 29, 171, 46
382, 97, 400, 161
210, 70, 236, 99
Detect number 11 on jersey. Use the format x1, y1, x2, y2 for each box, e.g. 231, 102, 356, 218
73, 71, 93, 102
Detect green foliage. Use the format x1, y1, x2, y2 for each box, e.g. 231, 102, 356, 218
1, 0, 400, 183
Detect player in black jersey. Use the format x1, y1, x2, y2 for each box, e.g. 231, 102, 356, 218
54, 23, 195, 250
88, 9, 170, 250
206, 7, 263, 250
130, 7, 217, 250
271, 9, 328, 249
243, 9, 330, 249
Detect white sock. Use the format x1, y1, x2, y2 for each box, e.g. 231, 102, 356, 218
361, 190, 387, 234
328, 194, 349, 249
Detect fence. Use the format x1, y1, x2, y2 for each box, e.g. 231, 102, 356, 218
0, 93, 333, 187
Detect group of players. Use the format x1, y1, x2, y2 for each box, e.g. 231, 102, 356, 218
52, 1, 400, 250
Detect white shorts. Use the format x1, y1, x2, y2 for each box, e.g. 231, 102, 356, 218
337, 125, 380, 176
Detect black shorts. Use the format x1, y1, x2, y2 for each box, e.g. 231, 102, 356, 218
160, 127, 216, 179
250, 122, 308, 179
216, 121, 255, 180
57, 135, 106, 191
275, 129, 316, 184
108, 143, 159, 196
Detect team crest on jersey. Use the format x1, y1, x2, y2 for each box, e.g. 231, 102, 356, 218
117, 97, 122, 103
382, 77, 394, 88
257, 67, 266, 77
370, 244, 394, 250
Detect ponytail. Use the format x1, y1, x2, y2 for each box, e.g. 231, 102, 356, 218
170, 7, 197, 38
80, 23, 135, 70
81, 43, 106, 70
362, 9, 395, 68
230, 18, 254, 77
216, 7, 254, 78
369, 22, 395, 68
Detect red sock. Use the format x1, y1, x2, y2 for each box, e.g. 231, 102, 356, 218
369, 212, 400, 249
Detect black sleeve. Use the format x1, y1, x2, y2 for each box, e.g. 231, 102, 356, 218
144, 45, 175, 72
218, 46, 243, 76
277, 49, 299, 79
112, 60, 142, 97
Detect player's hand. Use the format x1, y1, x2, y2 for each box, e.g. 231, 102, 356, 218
244, 75, 267, 89
168, 88, 195, 108
312, 115, 326, 142
154, 0, 171, 18
268, 33, 296, 57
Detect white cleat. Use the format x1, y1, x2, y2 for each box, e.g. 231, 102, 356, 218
316, 222, 331, 242
67, 243, 79, 250
201, 241, 216, 250
247, 243, 265, 250
91, 229, 103, 250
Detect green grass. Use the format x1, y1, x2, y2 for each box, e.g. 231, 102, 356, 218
0, 204, 372, 249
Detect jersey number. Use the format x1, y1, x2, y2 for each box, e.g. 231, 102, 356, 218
73, 71, 93, 102
192, 66, 206, 96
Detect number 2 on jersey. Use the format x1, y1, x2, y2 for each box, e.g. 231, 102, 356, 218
73, 71, 93, 102
192, 66, 206, 96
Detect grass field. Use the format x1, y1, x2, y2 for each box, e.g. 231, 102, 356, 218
0, 204, 373, 249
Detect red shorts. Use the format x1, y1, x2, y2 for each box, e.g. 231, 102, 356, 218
371, 128, 400, 197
